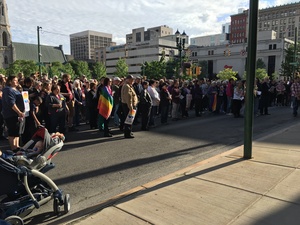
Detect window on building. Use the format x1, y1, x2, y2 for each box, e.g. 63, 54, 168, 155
208, 51, 211, 55
4, 56, 8, 64
273, 44, 277, 49
136, 32, 141, 42
2, 32, 7, 46
269, 44, 272, 50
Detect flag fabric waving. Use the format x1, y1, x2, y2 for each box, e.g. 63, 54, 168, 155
98, 86, 113, 119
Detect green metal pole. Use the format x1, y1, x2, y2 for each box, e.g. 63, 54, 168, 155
37, 26, 42, 77
244, 0, 259, 159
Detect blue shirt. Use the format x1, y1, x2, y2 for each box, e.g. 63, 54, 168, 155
2, 86, 24, 119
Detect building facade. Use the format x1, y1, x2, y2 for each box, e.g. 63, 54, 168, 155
0, 0, 13, 68
189, 30, 293, 79
126, 25, 173, 45
258, 2, 300, 42
106, 26, 188, 77
231, 2, 300, 45
70, 30, 114, 61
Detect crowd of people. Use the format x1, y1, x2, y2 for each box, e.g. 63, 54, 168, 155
0, 71, 299, 150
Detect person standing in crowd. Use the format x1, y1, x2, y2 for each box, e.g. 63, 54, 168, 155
133, 76, 143, 124
291, 76, 300, 117
147, 79, 160, 127
232, 81, 244, 118
276, 80, 286, 106
180, 82, 190, 118
73, 79, 83, 127
97, 78, 113, 137
22, 96, 43, 145
171, 79, 180, 121
139, 81, 152, 131
226, 78, 234, 115
46, 84, 68, 134
192, 79, 203, 117
112, 77, 122, 127
86, 82, 98, 129
2, 75, 25, 150
260, 77, 271, 115
39, 80, 52, 130
159, 82, 172, 125
121, 75, 138, 138
60, 74, 77, 131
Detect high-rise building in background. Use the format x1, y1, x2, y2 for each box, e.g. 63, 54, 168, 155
231, 2, 300, 44
70, 30, 115, 62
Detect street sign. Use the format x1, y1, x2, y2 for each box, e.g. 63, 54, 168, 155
289, 62, 299, 66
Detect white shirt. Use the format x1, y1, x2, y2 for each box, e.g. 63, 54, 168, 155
147, 86, 160, 106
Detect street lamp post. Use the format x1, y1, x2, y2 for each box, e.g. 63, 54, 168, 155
175, 29, 187, 75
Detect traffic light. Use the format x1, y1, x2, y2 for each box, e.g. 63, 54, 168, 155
224, 50, 226, 56
228, 50, 231, 56
186, 68, 192, 75
196, 66, 201, 75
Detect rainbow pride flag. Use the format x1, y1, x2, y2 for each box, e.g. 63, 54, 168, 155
97, 86, 113, 119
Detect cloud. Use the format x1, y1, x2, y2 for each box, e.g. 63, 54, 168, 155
6, 0, 297, 55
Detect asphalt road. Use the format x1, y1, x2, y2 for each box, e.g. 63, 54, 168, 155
3, 106, 295, 225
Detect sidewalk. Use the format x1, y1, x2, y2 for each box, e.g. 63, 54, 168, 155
69, 121, 300, 225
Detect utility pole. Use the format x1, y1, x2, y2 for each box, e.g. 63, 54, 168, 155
244, 0, 259, 159
37, 26, 42, 77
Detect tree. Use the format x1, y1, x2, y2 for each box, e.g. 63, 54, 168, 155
142, 57, 166, 80
243, 68, 268, 81
280, 44, 300, 78
256, 58, 266, 69
216, 68, 238, 81
0, 68, 6, 75
198, 60, 208, 78
114, 58, 128, 77
69, 60, 91, 79
63, 63, 75, 77
93, 62, 106, 80
7, 60, 38, 77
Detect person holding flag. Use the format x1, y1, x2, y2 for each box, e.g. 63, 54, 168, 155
97, 77, 114, 137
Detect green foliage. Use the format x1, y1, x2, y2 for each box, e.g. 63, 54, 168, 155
216, 68, 238, 81
280, 44, 300, 77
7, 60, 38, 76
198, 60, 208, 78
142, 60, 166, 80
114, 58, 128, 77
93, 62, 107, 80
243, 68, 268, 81
165, 59, 177, 78
69, 60, 91, 79
0, 68, 6, 75
63, 63, 75, 77
256, 58, 266, 69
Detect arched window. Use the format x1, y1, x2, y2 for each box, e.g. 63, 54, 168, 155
1, 5, 3, 16
4, 56, 8, 64
2, 32, 7, 46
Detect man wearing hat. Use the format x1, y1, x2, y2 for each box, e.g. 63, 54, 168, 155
121, 75, 138, 138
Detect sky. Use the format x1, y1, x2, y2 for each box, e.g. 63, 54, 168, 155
6, 0, 297, 55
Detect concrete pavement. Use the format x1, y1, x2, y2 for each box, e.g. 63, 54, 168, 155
67, 121, 300, 225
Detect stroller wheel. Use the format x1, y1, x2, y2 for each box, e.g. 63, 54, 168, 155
5, 215, 24, 225
53, 198, 61, 215
64, 194, 71, 213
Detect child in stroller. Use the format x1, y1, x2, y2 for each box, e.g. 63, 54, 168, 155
0, 127, 70, 225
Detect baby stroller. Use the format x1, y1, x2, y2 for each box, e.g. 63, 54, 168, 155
0, 127, 70, 225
